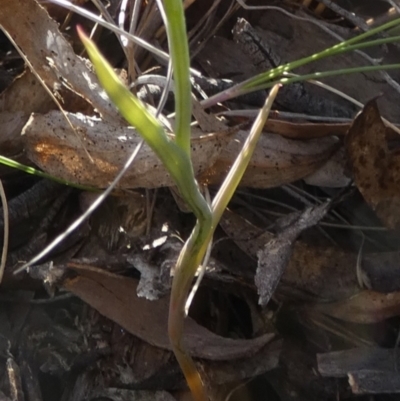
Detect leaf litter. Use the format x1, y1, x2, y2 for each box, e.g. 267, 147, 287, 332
2, 0, 400, 400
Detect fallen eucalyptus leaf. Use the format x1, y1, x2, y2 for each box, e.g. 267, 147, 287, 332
63, 264, 274, 360
22, 111, 229, 189
346, 100, 400, 228
22, 111, 338, 189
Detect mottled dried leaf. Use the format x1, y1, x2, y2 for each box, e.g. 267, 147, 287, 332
346, 100, 400, 228
256, 202, 332, 305
23, 111, 338, 189
0, 111, 27, 156
23, 111, 229, 189
220, 209, 359, 301
348, 371, 400, 394
200, 131, 339, 188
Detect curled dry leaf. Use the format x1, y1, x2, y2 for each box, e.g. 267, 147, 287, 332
346, 100, 400, 228
264, 119, 350, 139
220, 209, 360, 302
311, 290, 400, 323
22, 111, 339, 189
63, 264, 274, 360
256, 201, 332, 305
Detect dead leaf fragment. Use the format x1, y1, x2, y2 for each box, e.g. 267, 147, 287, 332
23, 111, 338, 189
63, 265, 274, 360
346, 100, 400, 228
22, 111, 229, 189
201, 131, 339, 188
0, 0, 121, 123
349, 371, 400, 394
256, 201, 332, 305
220, 209, 360, 301
311, 290, 400, 323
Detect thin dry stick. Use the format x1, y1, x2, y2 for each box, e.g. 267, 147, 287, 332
0, 180, 8, 284
49, 0, 169, 61
127, 0, 143, 81
314, 0, 370, 31
386, 0, 400, 13
289, 73, 400, 135
356, 234, 366, 288
191, 0, 239, 58
188, 0, 221, 43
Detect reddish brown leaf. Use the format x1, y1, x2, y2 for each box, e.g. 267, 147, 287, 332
63, 264, 274, 361
346, 100, 400, 228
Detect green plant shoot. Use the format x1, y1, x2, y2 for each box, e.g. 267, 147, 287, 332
78, 6, 400, 401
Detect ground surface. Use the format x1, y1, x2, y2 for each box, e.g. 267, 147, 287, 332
1, 1, 400, 400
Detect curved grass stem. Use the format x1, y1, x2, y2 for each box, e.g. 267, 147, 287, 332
169, 219, 213, 401
168, 85, 280, 401
162, 0, 192, 155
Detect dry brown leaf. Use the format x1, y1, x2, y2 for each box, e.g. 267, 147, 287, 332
200, 130, 338, 188
63, 264, 274, 360
22, 111, 230, 189
0, 70, 53, 115
23, 111, 338, 189
311, 290, 400, 323
220, 210, 360, 301
0, 0, 122, 124
348, 371, 400, 394
265, 119, 350, 139
346, 100, 400, 228
256, 201, 332, 305
304, 147, 350, 187
0, 111, 27, 156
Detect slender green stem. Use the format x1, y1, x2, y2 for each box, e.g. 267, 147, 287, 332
77, 9, 400, 401
80, 19, 212, 401
248, 63, 400, 93
169, 218, 212, 401
168, 86, 280, 401
201, 18, 400, 108
162, 0, 192, 155
329, 35, 400, 55
202, 62, 400, 108
0, 156, 96, 190
270, 16, 400, 79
